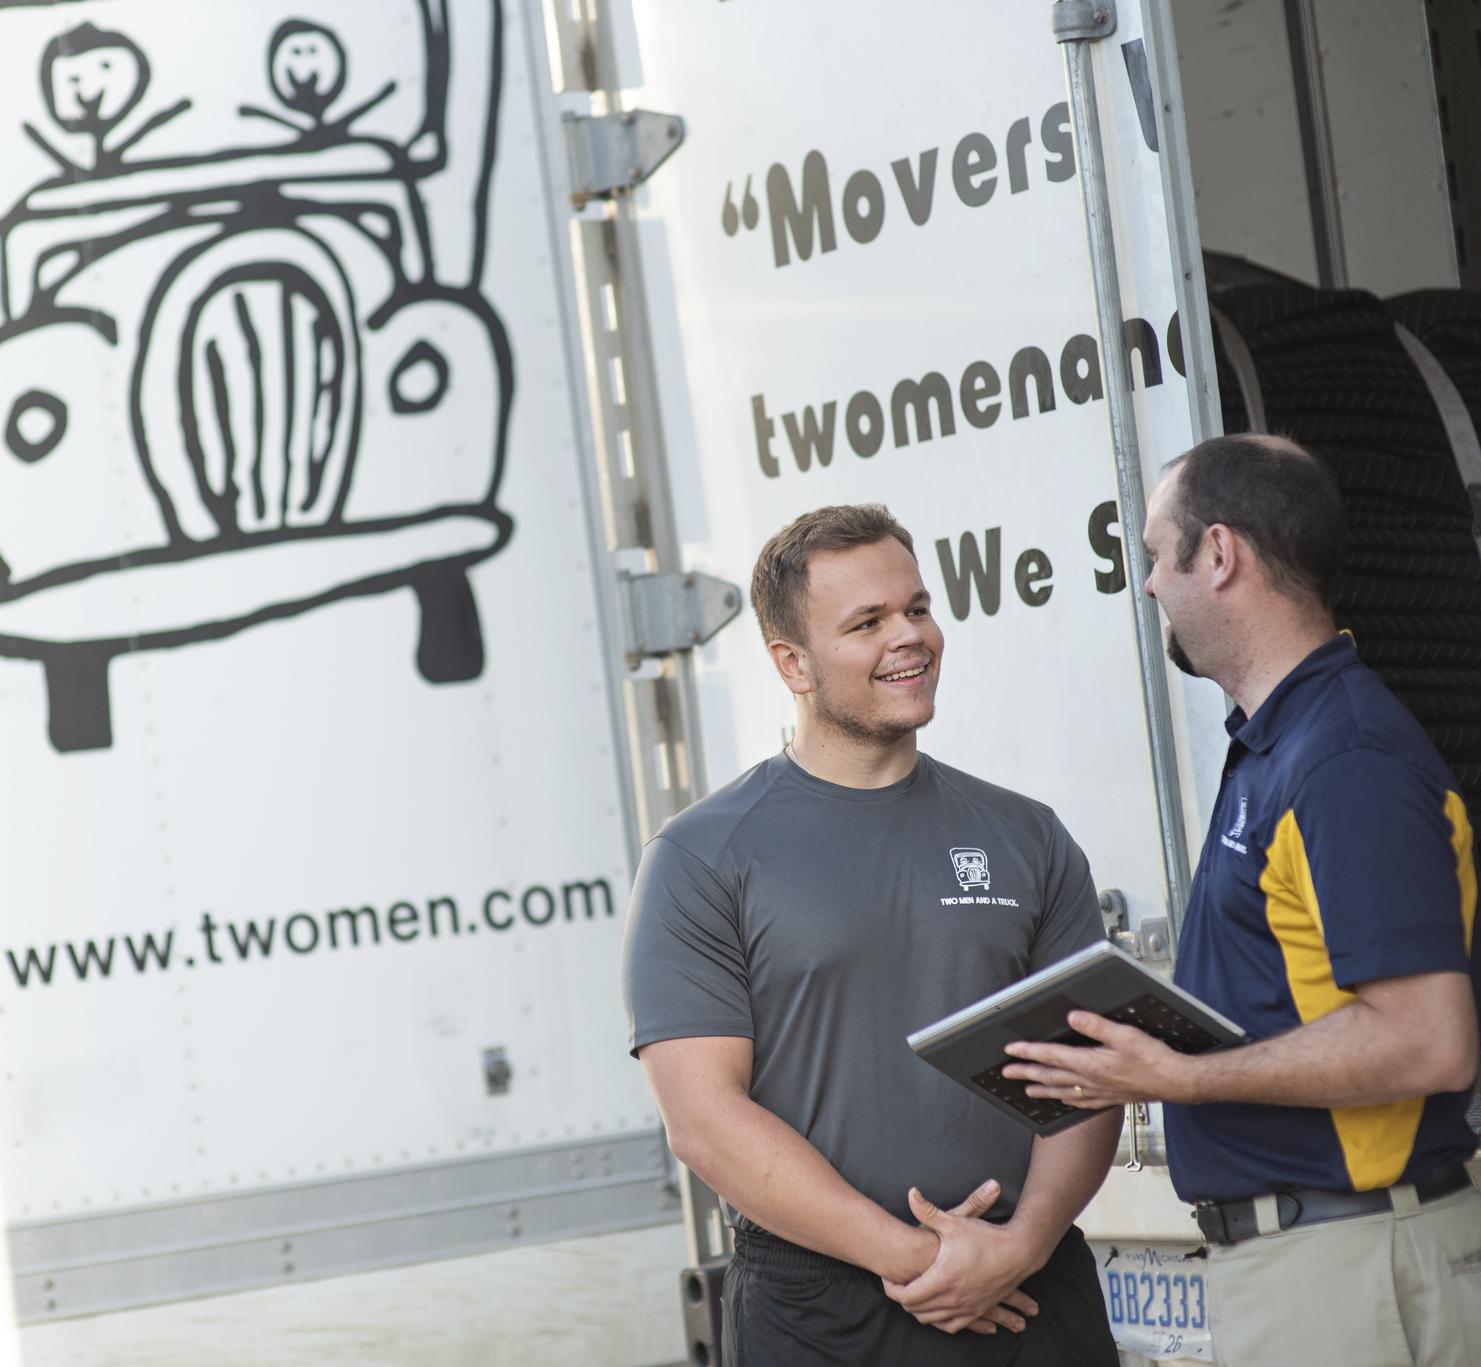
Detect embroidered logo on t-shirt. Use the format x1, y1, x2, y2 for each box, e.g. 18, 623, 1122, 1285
942, 847, 1019, 908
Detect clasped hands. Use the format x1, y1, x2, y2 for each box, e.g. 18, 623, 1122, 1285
881, 1178, 1041, 1337
884, 1010, 1187, 1336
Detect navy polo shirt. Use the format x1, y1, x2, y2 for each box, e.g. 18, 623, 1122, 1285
1166, 636, 1479, 1202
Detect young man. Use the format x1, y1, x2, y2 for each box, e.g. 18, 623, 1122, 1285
621, 505, 1121, 1365
1004, 435, 1481, 1365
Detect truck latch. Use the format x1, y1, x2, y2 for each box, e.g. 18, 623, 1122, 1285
563, 111, 685, 207
1100, 889, 1172, 963
617, 570, 743, 662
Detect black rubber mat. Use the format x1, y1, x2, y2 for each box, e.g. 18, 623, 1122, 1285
1208, 278, 1481, 819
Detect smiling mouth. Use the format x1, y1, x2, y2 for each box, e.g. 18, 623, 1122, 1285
877, 663, 928, 683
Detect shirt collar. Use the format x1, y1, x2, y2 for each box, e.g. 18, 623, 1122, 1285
1224, 635, 1357, 753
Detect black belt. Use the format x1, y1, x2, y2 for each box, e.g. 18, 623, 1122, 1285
1195, 1162, 1473, 1247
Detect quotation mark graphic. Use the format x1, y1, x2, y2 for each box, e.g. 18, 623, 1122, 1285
721, 175, 760, 236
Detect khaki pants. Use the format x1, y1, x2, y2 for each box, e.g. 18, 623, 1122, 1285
1207, 1184, 1481, 1365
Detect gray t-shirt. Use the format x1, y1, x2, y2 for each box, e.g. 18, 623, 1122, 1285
621, 751, 1102, 1220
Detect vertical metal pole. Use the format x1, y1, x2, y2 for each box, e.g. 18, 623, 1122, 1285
1054, 1, 1193, 938
544, 0, 730, 1271
1283, 0, 1348, 288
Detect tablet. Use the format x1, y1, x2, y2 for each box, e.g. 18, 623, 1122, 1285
907, 939, 1247, 1135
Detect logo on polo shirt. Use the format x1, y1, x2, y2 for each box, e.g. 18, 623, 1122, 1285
940, 847, 1019, 908
1220, 794, 1250, 854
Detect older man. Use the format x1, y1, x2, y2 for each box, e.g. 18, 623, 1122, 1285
1005, 435, 1481, 1366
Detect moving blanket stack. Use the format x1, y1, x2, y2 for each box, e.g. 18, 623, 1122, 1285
1207, 278, 1481, 824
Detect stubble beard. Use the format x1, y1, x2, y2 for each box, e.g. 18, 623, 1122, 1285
813, 676, 935, 747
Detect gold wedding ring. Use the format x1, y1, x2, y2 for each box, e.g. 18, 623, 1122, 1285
1073, 1085, 1086, 1101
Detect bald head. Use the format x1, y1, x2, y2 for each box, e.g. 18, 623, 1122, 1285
1163, 433, 1346, 607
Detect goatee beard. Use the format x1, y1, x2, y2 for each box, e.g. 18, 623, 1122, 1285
1166, 629, 1199, 677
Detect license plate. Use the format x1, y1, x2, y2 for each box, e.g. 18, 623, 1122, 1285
1090, 1242, 1212, 1361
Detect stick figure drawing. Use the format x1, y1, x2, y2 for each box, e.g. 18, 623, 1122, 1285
26, 21, 192, 174
239, 20, 399, 145
0, 0, 514, 752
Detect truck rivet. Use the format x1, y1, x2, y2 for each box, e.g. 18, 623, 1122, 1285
483, 1047, 513, 1096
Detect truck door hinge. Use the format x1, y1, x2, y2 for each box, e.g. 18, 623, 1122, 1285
617, 570, 743, 661
563, 111, 685, 207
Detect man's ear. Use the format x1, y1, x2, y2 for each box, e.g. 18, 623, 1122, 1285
1205, 523, 1241, 591
768, 637, 812, 697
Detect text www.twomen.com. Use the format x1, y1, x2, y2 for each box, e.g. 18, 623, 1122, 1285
4, 879, 615, 989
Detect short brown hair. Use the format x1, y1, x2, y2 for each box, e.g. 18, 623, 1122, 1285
1167, 433, 1345, 606
749, 504, 916, 643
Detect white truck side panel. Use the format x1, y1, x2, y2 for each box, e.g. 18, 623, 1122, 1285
617, 0, 1227, 932
1, 0, 675, 1345
0, 0, 650, 1222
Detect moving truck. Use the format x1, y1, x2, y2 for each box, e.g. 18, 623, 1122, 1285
2, 1, 1475, 1364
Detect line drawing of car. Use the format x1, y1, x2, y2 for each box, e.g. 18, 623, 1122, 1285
0, 0, 513, 751
950, 846, 991, 892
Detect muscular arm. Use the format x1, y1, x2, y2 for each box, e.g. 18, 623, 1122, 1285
1011, 1109, 1123, 1254
1003, 970, 1477, 1110
640, 1034, 937, 1283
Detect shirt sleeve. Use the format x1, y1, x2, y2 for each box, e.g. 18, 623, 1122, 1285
620, 833, 754, 1056
1291, 749, 1472, 989
1026, 812, 1104, 972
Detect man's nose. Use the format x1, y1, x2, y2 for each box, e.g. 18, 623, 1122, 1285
893, 614, 925, 645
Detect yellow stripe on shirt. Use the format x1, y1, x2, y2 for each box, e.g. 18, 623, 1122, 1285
1261, 808, 1423, 1191
1445, 790, 1477, 956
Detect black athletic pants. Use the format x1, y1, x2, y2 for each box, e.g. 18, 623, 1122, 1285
721, 1223, 1119, 1367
